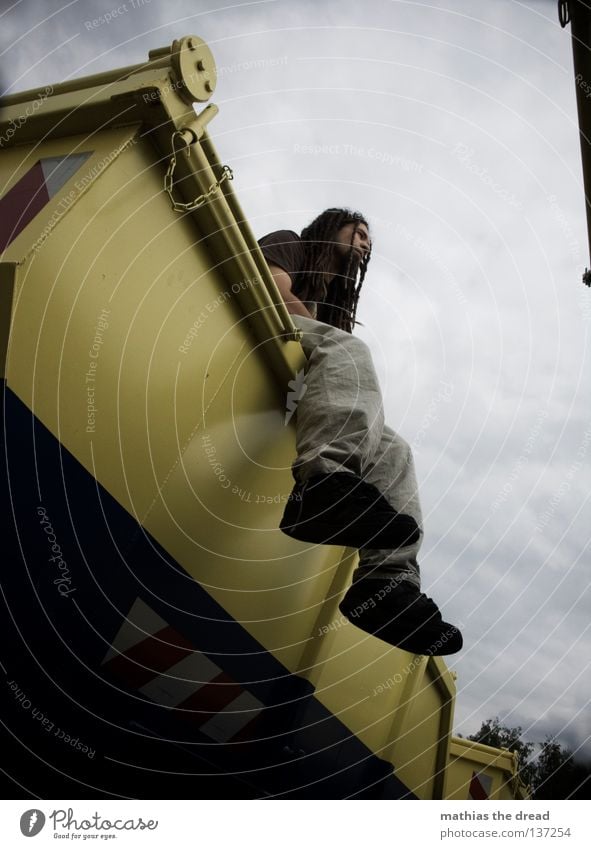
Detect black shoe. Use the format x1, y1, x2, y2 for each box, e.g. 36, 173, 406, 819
280, 472, 420, 549
339, 578, 463, 655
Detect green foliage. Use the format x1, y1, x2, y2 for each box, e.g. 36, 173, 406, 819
468, 718, 591, 799
534, 735, 590, 800
468, 716, 537, 790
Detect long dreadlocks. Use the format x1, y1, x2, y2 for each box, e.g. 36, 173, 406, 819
295, 207, 371, 333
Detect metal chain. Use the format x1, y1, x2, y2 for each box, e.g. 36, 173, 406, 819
164, 129, 233, 212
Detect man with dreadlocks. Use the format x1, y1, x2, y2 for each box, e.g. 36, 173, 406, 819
258, 208, 462, 656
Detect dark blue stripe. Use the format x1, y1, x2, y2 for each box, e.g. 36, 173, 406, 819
0, 381, 414, 799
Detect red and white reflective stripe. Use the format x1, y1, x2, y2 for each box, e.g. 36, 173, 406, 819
102, 598, 264, 743
469, 770, 493, 800
0, 154, 91, 251
198, 690, 266, 743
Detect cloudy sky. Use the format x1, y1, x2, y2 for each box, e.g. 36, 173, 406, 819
2, 0, 590, 764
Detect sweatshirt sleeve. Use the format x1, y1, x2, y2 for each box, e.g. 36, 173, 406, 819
258, 230, 305, 286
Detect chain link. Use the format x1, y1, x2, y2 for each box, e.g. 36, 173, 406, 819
164, 129, 233, 212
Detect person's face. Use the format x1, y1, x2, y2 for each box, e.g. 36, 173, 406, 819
334, 220, 371, 263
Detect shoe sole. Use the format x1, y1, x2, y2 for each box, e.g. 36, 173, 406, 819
280, 474, 421, 549
280, 518, 420, 550
338, 602, 463, 656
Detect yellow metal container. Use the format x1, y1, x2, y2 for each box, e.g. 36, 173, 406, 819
446, 737, 530, 800
0, 36, 522, 799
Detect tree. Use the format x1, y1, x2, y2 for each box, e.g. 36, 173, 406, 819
535, 736, 591, 800
468, 719, 591, 799
468, 716, 537, 791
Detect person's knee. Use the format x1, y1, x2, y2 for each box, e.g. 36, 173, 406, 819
399, 436, 412, 457
383, 430, 411, 457
325, 327, 371, 360
302, 320, 372, 355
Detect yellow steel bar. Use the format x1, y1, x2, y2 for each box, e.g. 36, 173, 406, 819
198, 127, 300, 338
164, 116, 302, 354
0, 42, 199, 108
196, 133, 301, 341
0, 57, 173, 109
